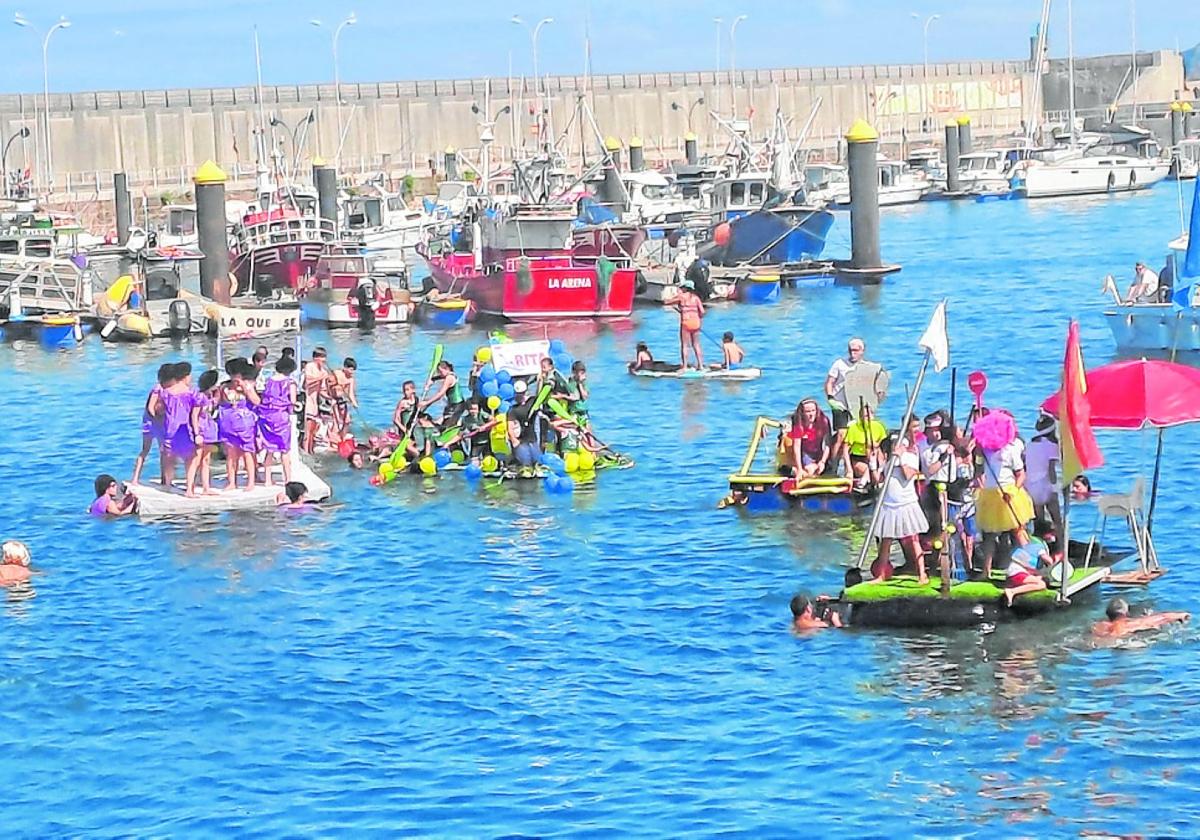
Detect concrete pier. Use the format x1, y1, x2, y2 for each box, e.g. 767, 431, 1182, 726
194, 160, 230, 304
944, 122, 961, 193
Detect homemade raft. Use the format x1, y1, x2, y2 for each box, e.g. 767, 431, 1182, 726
631, 366, 761, 381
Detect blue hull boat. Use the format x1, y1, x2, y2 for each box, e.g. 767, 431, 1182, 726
705, 206, 834, 267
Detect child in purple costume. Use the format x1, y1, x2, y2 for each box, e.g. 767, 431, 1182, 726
131, 364, 175, 485
160, 362, 196, 486
257, 356, 298, 486
186, 369, 222, 497
218, 358, 261, 491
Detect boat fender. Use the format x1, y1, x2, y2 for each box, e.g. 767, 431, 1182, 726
634, 269, 647, 296
168, 299, 192, 334
1106, 172, 1116, 191
1129, 170, 1136, 187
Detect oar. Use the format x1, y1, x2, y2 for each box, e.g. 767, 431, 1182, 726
545, 396, 618, 455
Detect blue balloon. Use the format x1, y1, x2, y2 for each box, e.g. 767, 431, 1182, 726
496, 369, 513, 385
481, 380, 500, 398
434, 448, 452, 468
498, 400, 512, 413
498, 383, 515, 401
480, 363, 496, 382
465, 462, 483, 479
548, 339, 566, 354
553, 353, 572, 371
544, 475, 560, 493
558, 476, 575, 493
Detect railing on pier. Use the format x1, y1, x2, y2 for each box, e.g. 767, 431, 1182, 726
0, 255, 92, 314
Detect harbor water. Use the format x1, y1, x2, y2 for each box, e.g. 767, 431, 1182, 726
4, 185, 1200, 834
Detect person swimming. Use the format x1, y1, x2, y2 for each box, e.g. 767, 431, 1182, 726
0, 540, 31, 586
1092, 598, 1189, 639
790, 594, 840, 631
278, 480, 315, 512
90, 474, 137, 517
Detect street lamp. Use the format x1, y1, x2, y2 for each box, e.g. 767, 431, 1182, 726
511, 15, 553, 142
713, 18, 723, 118
729, 14, 748, 117
911, 12, 940, 133
2, 126, 31, 199
13, 12, 70, 196
310, 12, 357, 167
671, 97, 705, 133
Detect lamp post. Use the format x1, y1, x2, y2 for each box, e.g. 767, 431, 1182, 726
13, 13, 70, 196
713, 18, 723, 118
511, 15, 553, 145
671, 97, 705, 133
2, 126, 31, 199
310, 12, 357, 167
729, 14, 748, 118
911, 12, 940, 133
472, 103, 511, 195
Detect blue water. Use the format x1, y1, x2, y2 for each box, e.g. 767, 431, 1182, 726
5, 185, 1200, 835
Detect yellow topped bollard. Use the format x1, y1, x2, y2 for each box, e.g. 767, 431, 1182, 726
956, 114, 973, 154
193, 159, 227, 185
684, 131, 699, 166
843, 120, 884, 275
944, 120, 961, 193
193, 161, 229, 302
628, 135, 645, 172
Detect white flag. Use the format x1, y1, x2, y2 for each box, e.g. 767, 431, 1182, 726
918, 300, 949, 372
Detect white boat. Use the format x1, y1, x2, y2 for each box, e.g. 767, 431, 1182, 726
807, 157, 929, 207
343, 192, 443, 254
1171, 138, 1200, 181
300, 247, 411, 328
620, 170, 703, 229
1103, 232, 1199, 351
957, 143, 1038, 194
94, 251, 212, 342
1022, 133, 1170, 198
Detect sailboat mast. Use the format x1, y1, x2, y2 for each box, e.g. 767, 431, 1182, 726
1130, 0, 1138, 122
1066, 0, 1077, 144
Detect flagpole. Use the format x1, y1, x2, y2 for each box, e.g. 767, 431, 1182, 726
855, 349, 932, 570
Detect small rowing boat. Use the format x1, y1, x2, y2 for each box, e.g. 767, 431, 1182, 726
630, 366, 761, 381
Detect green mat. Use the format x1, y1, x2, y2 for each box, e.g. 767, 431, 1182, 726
844, 567, 1097, 606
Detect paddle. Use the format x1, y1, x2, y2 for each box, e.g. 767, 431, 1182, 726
545, 396, 619, 457
395, 343, 445, 455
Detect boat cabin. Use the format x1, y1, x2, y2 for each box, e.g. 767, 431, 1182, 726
314, 248, 371, 292
711, 172, 773, 220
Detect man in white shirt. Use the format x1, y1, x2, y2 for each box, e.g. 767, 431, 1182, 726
825, 337, 865, 467
1125, 262, 1159, 304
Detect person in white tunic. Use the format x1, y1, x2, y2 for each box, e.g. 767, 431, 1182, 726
870, 435, 930, 585
1024, 415, 1063, 541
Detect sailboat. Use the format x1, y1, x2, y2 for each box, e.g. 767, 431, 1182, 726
1022, 0, 1169, 198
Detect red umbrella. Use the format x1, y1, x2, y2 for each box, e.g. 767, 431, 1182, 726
1041, 359, 1200, 429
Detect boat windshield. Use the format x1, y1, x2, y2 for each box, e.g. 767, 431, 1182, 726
641, 184, 673, 200
494, 217, 572, 251
346, 199, 383, 229
166, 208, 195, 236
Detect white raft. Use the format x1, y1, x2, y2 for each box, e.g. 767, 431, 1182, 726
130, 427, 332, 517
629, 366, 761, 381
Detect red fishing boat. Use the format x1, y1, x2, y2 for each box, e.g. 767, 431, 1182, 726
229, 196, 337, 297
423, 205, 637, 320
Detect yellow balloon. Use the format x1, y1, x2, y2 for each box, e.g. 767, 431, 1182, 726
389, 449, 408, 470
564, 452, 580, 473
419, 456, 437, 476
481, 455, 499, 473
487, 395, 501, 410
476, 346, 493, 363
577, 450, 596, 471
378, 463, 396, 480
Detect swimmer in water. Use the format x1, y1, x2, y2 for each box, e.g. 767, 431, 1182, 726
1092, 598, 1189, 639
277, 480, 310, 509
0, 540, 32, 586
90, 474, 137, 517
790, 594, 841, 630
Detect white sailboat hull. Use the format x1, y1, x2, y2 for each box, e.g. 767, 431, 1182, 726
1023, 158, 1168, 198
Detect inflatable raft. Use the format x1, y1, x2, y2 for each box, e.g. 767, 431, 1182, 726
631, 365, 761, 381
132, 456, 331, 517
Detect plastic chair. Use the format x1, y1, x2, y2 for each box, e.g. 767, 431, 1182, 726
1086, 477, 1156, 573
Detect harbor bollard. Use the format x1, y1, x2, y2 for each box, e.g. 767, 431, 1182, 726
194, 160, 230, 303
684, 132, 699, 166
1182, 102, 1195, 141
944, 121, 961, 193
443, 146, 458, 180
956, 115, 972, 155
628, 136, 645, 172
113, 172, 132, 247
846, 119, 882, 271
602, 136, 626, 216
313, 158, 338, 233
1171, 103, 1183, 148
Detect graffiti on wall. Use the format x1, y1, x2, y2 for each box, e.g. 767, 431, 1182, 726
872, 77, 1024, 116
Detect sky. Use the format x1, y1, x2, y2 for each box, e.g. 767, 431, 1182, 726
0, 0, 1194, 94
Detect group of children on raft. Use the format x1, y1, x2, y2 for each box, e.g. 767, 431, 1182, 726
92, 345, 337, 514
779, 395, 1093, 610
349, 351, 617, 478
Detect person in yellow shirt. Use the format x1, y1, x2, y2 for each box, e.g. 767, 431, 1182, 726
842, 404, 887, 488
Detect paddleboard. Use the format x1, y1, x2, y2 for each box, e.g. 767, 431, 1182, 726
630, 367, 761, 381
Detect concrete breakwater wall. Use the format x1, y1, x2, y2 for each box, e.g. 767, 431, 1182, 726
0, 59, 1031, 195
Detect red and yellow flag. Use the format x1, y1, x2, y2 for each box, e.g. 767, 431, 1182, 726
1058, 320, 1104, 484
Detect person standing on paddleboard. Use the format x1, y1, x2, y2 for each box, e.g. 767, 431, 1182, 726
673, 279, 705, 370
825, 338, 866, 469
